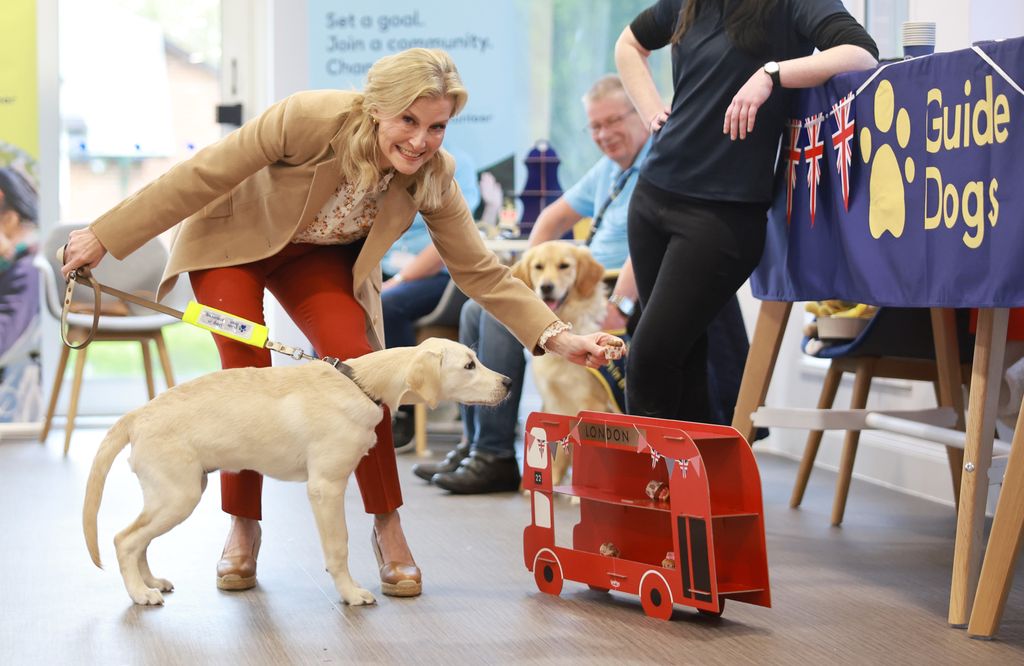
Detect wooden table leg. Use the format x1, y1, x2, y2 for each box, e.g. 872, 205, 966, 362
967, 393, 1024, 639
948, 307, 1009, 627
732, 300, 792, 444
931, 308, 966, 506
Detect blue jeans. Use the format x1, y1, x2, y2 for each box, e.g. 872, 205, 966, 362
458, 300, 526, 458
381, 273, 451, 348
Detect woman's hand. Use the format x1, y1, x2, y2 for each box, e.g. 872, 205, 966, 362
61, 227, 108, 280
648, 106, 670, 134
544, 330, 626, 369
723, 68, 773, 140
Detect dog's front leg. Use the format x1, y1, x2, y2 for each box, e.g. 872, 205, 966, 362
306, 476, 375, 606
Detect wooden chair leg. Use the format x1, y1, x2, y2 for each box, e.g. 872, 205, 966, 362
40, 343, 71, 443
967, 395, 1024, 639
153, 332, 175, 388
791, 362, 844, 508
140, 340, 156, 400
831, 358, 876, 526
931, 308, 967, 508
933, 380, 964, 507
64, 347, 88, 457
414, 403, 429, 456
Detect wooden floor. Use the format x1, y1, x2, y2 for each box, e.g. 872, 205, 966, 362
1, 429, 1023, 665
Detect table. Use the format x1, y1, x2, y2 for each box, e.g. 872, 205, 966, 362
732, 37, 1024, 637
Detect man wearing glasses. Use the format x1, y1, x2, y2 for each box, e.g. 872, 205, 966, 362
417, 74, 651, 493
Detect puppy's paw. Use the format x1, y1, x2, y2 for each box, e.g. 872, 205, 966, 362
144, 576, 174, 592
342, 586, 376, 606
130, 587, 165, 606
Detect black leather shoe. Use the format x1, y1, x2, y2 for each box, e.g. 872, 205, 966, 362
412, 440, 471, 482
392, 406, 415, 454
432, 451, 521, 494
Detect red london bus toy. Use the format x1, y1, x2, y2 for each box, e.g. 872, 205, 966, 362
523, 410, 771, 620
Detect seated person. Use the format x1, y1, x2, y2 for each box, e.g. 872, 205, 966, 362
380, 147, 495, 451
414, 74, 649, 492
0, 167, 40, 363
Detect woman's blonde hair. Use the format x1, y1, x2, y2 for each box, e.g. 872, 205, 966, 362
339, 48, 468, 209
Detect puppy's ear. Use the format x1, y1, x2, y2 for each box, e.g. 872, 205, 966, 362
405, 349, 443, 409
573, 248, 606, 298
510, 252, 534, 290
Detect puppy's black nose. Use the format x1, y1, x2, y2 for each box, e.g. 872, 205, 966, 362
501, 375, 512, 389
539, 283, 554, 297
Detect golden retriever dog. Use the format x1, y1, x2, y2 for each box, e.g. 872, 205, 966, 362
83, 338, 510, 606
513, 241, 620, 483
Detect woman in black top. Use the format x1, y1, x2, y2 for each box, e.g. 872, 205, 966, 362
615, 0, 878, 423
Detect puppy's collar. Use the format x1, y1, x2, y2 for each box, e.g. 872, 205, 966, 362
321, 356, 382, 406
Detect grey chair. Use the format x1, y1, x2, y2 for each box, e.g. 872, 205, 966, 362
35, 222, 182, 455
412, 279, 468, 455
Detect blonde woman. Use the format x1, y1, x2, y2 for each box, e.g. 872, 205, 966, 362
62, 48, 620, 598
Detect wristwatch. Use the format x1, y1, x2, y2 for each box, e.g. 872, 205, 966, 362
763, 61, 781, 89
609, 293, 636, 317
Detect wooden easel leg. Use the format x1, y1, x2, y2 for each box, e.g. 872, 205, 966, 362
967, 393, 1024, 639
791, 362, 842, 508
949, 307, 1008, 627
732, 301, 792, 444
831, 358, 876, 527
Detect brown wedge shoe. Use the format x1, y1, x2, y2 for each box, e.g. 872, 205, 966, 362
216, 524, 262, 591
371, 528, 422, 597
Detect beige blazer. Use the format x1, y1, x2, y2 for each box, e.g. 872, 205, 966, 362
90, 90, 558, 352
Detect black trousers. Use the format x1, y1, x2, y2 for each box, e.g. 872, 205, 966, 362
626, 177, 767, 423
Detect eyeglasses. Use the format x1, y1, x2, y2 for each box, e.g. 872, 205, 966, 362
584, 109, 637, 134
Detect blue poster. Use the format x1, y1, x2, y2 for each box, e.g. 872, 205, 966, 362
752, 37, 1024, 308
307, 1, 530, 195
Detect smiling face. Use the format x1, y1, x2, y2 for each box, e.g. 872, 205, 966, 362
585, 94, 648, 169
375, 96, 454, 175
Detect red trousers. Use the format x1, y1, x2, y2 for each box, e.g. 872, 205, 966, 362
189, 243, 401, 520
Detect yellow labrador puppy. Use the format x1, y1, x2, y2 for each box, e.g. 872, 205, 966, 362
83, 338, 510, 606
513, 241, 621, 483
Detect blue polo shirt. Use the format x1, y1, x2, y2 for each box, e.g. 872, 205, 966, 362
562, 137, 652, 270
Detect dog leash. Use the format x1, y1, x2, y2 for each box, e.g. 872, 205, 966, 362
59, 252, 315, 363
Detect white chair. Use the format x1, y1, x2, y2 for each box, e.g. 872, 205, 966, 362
35, 223, 181, 455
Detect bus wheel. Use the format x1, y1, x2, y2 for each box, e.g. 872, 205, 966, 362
534, 558, 563, 596
640, 574, 673, 621
698, 598, 725, 618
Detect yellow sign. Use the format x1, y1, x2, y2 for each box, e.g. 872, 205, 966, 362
0, 0, 38, 180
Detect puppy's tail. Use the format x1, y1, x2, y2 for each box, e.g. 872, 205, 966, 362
83, 414, 133, 568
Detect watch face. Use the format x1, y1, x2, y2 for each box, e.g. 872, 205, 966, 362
765, 61, 779, 74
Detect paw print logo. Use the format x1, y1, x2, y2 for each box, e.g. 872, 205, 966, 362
859, 80, 915, 239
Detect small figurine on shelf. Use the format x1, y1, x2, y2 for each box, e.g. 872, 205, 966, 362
599, 542, 620, 558
644, 480, 670, 503
662, 551, 676, 569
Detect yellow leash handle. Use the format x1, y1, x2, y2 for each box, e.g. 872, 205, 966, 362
182, 301, 269, 347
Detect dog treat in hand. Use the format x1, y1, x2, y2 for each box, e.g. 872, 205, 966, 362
599, 542, 620, 558
662, 551, 676, 569
602, 338, 625, 360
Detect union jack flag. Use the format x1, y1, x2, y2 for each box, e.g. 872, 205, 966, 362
804, 113, 825, 226
784, 119, 803, 225
831, 93, 856, 211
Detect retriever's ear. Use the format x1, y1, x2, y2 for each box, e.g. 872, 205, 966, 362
511, 249, 534, 290
573, 247, 606, 298
405, 349, 443, 409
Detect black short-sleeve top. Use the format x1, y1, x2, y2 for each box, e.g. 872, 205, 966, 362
631, 0, 853, 204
